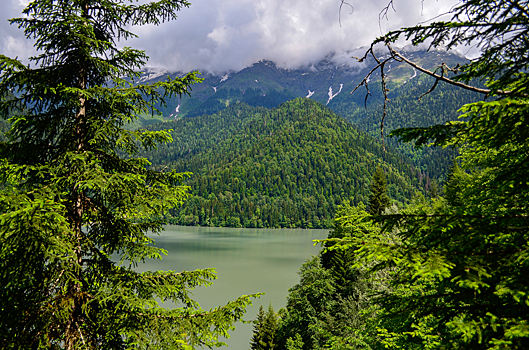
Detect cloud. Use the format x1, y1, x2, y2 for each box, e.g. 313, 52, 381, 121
0, 0, 457, 74
0, 0, 35, 62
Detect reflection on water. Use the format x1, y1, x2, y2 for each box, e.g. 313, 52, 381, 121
140, 225, 328, 350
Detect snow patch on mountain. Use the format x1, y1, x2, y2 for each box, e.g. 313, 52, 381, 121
220, 74, 229, 82
306, 90, 315, 98
326, 84, 343, 104
171, 105, 180, 120
212, 86, 217, 92
139, 68, 169, 82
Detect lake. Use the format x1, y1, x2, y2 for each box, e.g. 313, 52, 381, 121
140, 225, 329, 350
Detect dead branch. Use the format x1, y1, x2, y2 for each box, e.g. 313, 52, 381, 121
351, 45, 396, 151
350, 42, 515, 152
379, 0, 396, 22
339, 1, 354, 27
387, 45, 510, 96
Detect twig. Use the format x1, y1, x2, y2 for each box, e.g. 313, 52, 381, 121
387, 45, 510, 96
339, 0, 354, 27
77, 322, 86, 346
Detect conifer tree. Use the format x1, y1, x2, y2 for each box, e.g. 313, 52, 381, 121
0, 0, 255, 348
368, 166, 390, 215
251, 306, 267, 350
427, 178, 440, 199
250, 304, 279, 350
328, 0, 529, 348
443, 161, 469, 207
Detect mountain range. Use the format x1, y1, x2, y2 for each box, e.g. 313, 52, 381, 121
140, 47, 469, 121
137, 47, 483, 180
1, 48, 484, 228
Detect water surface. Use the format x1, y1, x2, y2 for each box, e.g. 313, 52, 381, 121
141, 225, 328, 349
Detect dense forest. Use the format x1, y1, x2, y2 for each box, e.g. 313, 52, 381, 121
136, 49, 474, 183
332, 74, 484, 178
140, 98, 429, 228
248, 0, 529, 349
2, 0, 528, 348
135, 54, 482, 187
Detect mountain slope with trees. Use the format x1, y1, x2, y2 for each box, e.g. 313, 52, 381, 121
137, 50, 480, 181
332, 73, 484, 179
140, 98, 426, 228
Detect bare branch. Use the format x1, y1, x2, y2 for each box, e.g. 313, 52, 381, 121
379, 0, 396, 22
339, 1, 354, 27
351, 43, 515, 151
380, 64, 388, 152
351, 46, 393, 101
387, 45, 510, 96
379, 0, 396, 33
418, 77, 439, 101
351, 46, 394, 151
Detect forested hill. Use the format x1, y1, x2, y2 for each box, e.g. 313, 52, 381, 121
141, 98, 426, 228
331, 75, 484, 178
137, 49, 478, 180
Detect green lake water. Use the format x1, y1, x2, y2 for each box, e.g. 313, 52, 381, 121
140, 225, 329, 350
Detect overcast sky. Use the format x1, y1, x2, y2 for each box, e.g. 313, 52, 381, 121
0, 0, 458, 74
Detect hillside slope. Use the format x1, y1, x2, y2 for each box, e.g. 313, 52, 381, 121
333, 75, 484, 178
141, 99, 426, 228
139, 49, 479, 180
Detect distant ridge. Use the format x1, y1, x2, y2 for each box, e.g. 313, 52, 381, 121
139, 47, 467, 120
137, 48, 478, 180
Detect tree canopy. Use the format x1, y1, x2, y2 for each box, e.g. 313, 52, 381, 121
140, 99, 424, 228
0, 0, 255, 348
368, 166, 390, 215
322, 0, 529, 348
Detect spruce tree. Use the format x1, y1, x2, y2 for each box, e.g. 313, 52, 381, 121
427, 178, 440, 199
250, 304, 279, 350
0, 0, 255, 348
329, 0, 529, 347
443, 160, 469, 207
250, 306, 267, 350
368, 166, 390, 215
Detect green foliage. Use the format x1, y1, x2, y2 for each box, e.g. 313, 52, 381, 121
320, 1, 529, 348
368, 166, 390, 215
141, 98, 425, 228
0, 0, 255, 348
286, 333, 304, 350
251, 304, 280, 350
443, 160, 470, 207
277, 255, 337, 349
276, 202, 380, 350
